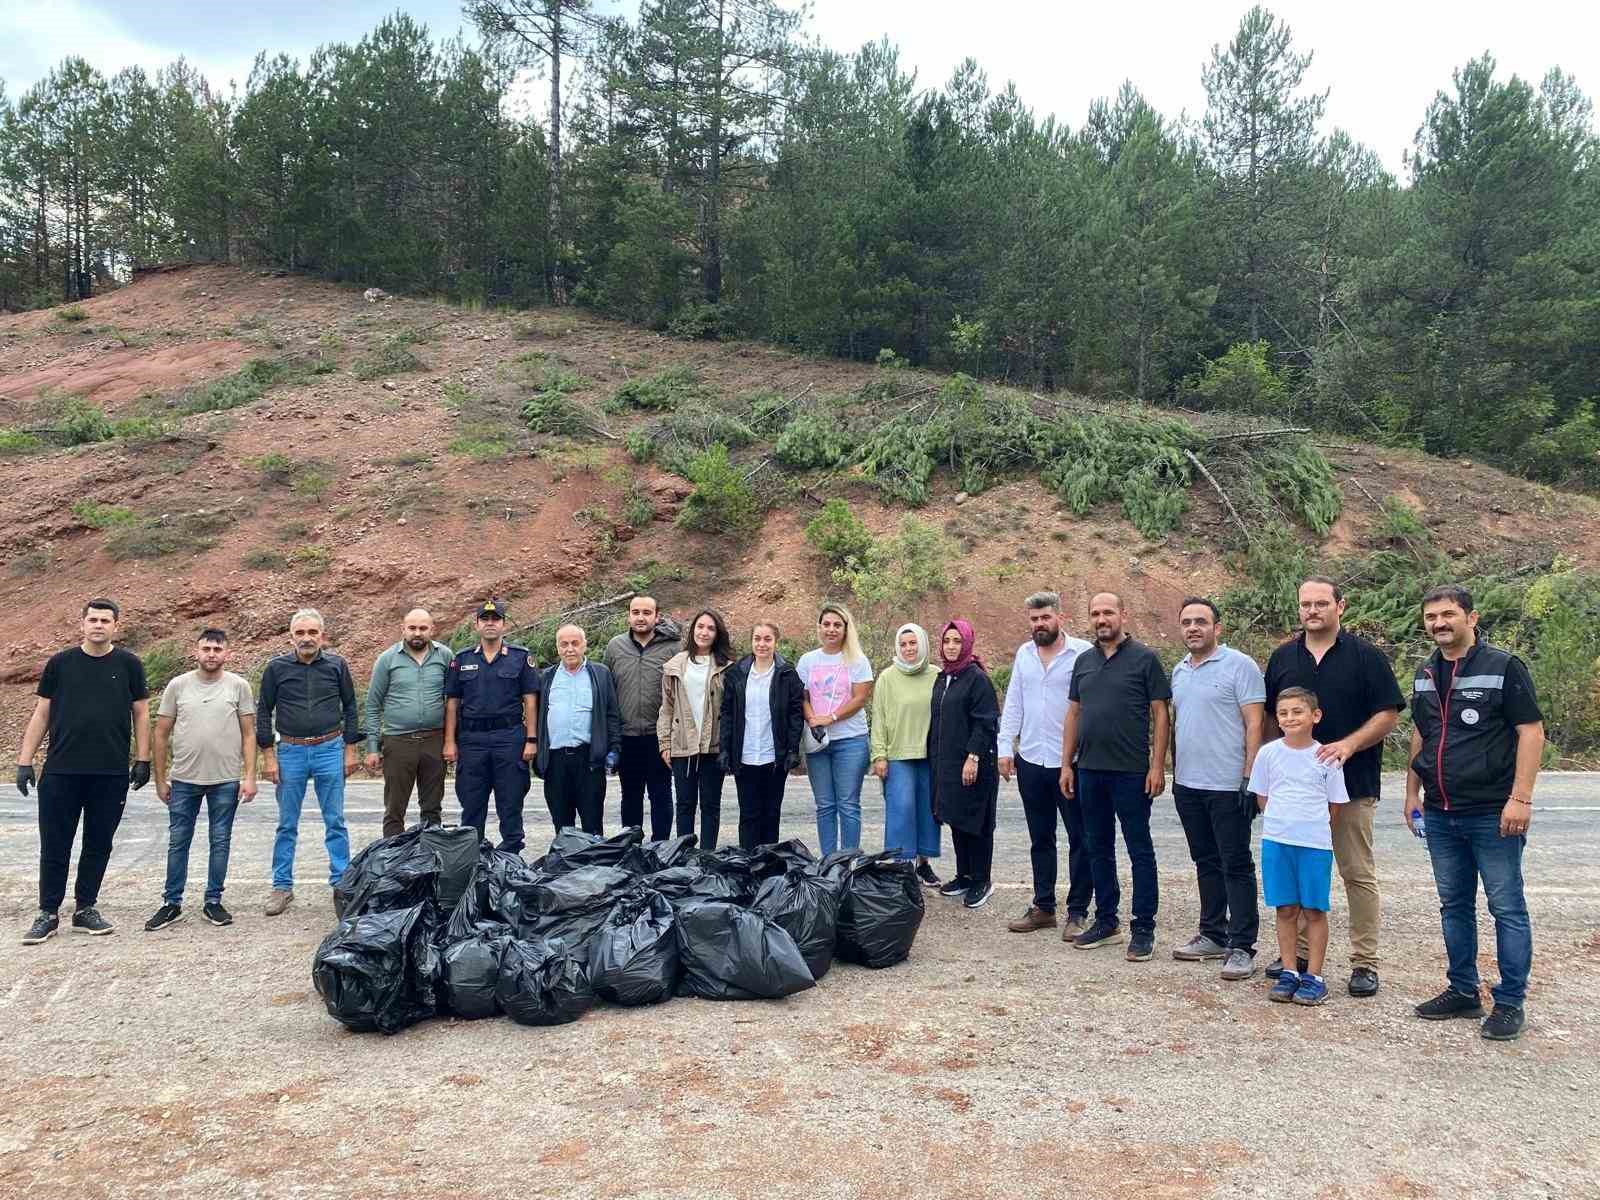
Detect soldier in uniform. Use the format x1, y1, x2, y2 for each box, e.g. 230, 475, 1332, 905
443, 599, 540, 854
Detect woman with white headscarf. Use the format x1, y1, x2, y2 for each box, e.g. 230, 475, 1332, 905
869, 622, 942, 887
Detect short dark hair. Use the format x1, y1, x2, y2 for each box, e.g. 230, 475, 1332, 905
82, 597, 119, 619
197, 628, 228, 645
627, 592, 658, 613
1421, 584, 1474, 614
1276, 686, 1320, 711
682, 607, 734, 665
1300, 575, 1343, 603
1178, 596, 1220, 622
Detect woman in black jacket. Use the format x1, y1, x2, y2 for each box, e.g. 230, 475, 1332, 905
719, 620, 806, 850
928, 618, 1000, 910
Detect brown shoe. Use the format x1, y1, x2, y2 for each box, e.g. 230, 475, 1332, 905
1007, 906, 1057, 933
1061, 915, 1086, 942
264, 889, 294, 916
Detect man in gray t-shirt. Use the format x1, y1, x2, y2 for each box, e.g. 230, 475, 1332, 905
146, 629, 258, 932
1169, 598, 1265, 980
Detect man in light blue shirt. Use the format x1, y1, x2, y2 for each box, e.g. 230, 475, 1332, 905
535, 625, 621, 835
997, 591, 1096, 939
1169, 596, 1265, 981
364, 608, 454, 837
546, 654, 594, 750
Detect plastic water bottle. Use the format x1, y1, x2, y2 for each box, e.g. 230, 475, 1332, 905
1410, 808, 1426, 839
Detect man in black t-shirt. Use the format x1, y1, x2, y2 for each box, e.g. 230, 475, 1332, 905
15, 598, 151, 944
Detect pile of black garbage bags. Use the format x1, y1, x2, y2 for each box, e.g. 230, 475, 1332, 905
312, 825, 926, 1035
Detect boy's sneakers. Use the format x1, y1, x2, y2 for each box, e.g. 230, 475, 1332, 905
1480, 1004, 1526, 1041
1125, 934, 1155, 961
963, 880, 995, 909
937, 876, 972, 899
1072, 920, 1125, 950
71, 907, 114, 935
1269, 971, 1301, 1003
143, 904, 183, 932
1265, 956, 1309, 979
1292, 975, 1330, 1006
1414, 988, 1485, 1021
22, 910, 59, 945
1172, 934, 1227, 961
915, 862, 941, 888
203, 901, 233, 927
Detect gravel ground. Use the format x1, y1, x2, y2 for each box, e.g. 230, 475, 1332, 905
0, 773, 1596, 1200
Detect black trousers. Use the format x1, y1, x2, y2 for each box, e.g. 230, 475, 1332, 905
38, 771, 127, 913
734, 762, 787, 850
951, 826, 994, 887
672, 753, 725, 852
1173, 783, 1259, 952
619, 733, 673, 840
543, 747, 605, 835
1016, 756, 1093, 918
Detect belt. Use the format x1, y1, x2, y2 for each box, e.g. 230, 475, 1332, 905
279, 729, 342, 746
551, 744, 592, 755
385, 728, 443, 740
461, 716, 523, 733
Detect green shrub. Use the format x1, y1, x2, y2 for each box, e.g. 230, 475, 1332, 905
105, 509, 235, 560
243, 548, 286, 570
775, 412, 851, 469
174, 358, 296, 415
352, 339, 423, 380
1515, 401, 1600, 483
1186, 341, 1288, 416
71, 501, 136, 528
805, 499, 873, 569
623, 481, 655, 527
0, 430, 42, 455
140, 640, 186, 697
253, 452, 295, 483
677, 444, 759, 532
667, 301, 737, 342
59, 400, 114, 445
626, 405, 755, 476
56, 305, 88, 322
288, 545, 332, 575
290, 466, 332, 500
837, 516, 955, 609
611, 364, 703, 412
449, 428, 514, 460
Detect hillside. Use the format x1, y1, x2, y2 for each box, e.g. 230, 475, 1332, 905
3, 265, 1598, 761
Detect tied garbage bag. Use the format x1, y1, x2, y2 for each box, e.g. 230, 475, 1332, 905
638, 865, 708, 905
497, 937, 595, 1026
545, 826, 644, 862
312, 903, 438, 1034
675, 900, 815, 1001
749, 839, 818, 880
499, 865, 637, 956
542, 844, 656, 878
589, 892, 681, 1006
334, 829, 439, 919
693, 848, 757, 904
832, 852, 925, 969
642, 834, 698, 868
752, 869, 842, 981
473, 843, 528, 917
440, 926, 511, 1020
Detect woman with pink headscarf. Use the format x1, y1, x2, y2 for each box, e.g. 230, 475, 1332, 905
928, 619, 1000, 910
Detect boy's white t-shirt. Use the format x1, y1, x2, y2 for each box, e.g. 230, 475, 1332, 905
1247, 738, 1351, 850
795, 649, 873, 741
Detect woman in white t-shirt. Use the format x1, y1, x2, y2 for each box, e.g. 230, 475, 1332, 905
795, 602, 874, 856
658, 609, 733, 850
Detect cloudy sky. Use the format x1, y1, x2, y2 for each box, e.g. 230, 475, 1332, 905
3, 0, 1595, 175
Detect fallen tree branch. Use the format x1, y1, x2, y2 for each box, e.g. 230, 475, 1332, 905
1183, 449, 1252, 544
547, 591, 634, 622
1204, 427, 1311, 444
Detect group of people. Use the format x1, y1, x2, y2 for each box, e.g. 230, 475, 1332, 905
13, 573, 1543, 1039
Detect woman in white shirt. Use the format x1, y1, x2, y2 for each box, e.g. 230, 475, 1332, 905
658, 609, 733, 850
795, 602, 874, 856
719, 620, 806, 849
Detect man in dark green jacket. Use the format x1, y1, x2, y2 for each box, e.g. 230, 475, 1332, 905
602, 595, 679, 837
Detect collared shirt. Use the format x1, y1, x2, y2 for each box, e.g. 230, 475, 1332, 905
1171, 644, 1266, 790
742, 661, 777, 766
1264, 629, 1406, 800
445, 642, 540, 722
256, 649, 361, 747
1068, 636, 1171, 774
365, 639, 454, 752
997, 635, 1093, 766
546, 663, 594, 749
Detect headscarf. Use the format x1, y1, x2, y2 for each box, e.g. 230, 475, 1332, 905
939, 619, 985, 675
891, 623, 929, 674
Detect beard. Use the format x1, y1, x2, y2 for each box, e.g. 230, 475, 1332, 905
1031, 626, 1058, 646
407, 636, 429, 649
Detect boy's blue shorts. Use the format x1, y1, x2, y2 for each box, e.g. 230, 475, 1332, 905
1261, 839, 1333, 911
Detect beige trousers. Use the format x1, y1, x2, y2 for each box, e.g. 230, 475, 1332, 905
1297, 795, 1379, 969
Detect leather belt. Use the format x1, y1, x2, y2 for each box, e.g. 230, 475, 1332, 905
279, 729, 342, 746
387, 728, 443, 740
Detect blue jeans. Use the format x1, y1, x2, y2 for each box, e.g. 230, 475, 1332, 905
1425, 807, 1532, 1007
163, 781, 240, 905
1077, 768, 1158, 936
272, 740, 350, 890
882, 759, 940, 860
807, 734, 869, 857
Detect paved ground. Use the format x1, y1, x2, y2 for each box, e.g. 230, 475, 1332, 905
0, 772, 1596, 1200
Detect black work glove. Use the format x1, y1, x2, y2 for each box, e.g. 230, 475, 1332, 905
783, 752, 801, 773
129, 760, 152, 790
717, 754, 733, 776
15, 764, 34, 797
1240, 783, 1258, 823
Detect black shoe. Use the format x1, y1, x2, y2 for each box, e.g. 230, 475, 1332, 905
1125, 933, 1155, 961
915, 861, 942, 888
1348, 967, 1380, 997
962, 880, 994, 909
1480, 1003, 1525, 1041
71, 907, 114, 935
1264, 956, 1309, 979
22, 910, 58, 945
1073, 919, 1126, 950
143, 904, 184, 932
1414, 988, 1485, 1021
938, 876, 972, 898
203, 901, 233, 927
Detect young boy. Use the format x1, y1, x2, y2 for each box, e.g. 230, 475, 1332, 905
1247, 686, 1351, 1005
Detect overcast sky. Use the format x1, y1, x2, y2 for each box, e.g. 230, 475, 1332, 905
3, 1, 1595, 175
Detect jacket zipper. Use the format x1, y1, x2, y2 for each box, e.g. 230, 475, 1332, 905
1425, 665, 1451, 811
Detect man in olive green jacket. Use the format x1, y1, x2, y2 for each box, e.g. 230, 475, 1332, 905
602, 594, 680, 838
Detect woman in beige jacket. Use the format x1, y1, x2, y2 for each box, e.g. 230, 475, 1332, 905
658, 608, 733, 850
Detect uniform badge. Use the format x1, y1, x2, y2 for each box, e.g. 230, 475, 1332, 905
1460, 708, 1480, 725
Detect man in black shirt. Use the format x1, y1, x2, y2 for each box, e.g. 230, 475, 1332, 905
1059, 592, 1171, 961
1264, 576, 1405, 996
256, 608, 362, 916
16, 598, 151, 944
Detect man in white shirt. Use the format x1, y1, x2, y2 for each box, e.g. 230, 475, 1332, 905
998, 591, 1095, 938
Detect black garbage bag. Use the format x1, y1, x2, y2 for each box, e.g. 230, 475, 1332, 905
694, 849, 758, 904
675, 900, 815, 1000
541, 844, 657, 879
638, 865, 708, 905
334, 829, 438, 919
440, 926, 511, 1020
472, 843, 527, 915
420, 825, 480, 912
548, 826, 644, 860
816, 849, 867, 880
499, 865, 638, 957
497, 936, 595, 1026
312, 903, 438, 1034
752, 869, 842, 980
642, 834, 698, 868
589, 892, 681, 1006
749, 838, 818, 880
832, 851, 925, 969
